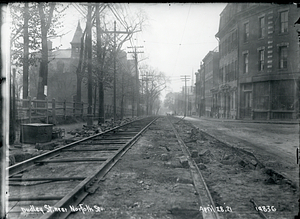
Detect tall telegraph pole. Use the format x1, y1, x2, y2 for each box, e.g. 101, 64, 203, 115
86, 3, 93, 128
23, 2, 29, 103
141, 72, 153, 115
113, 21, 117, 121
180, 75, 190, 116
102, 22, 131, 121
127, 46, 143, 116
95, 4, 104, 124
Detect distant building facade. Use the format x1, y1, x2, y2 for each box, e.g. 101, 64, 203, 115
195, 65, 205, 116
202, 49, 220, 118
196, 3, 300, 120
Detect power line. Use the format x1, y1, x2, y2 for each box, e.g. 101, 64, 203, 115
142, 40, 217, 46
107, 4, 128, 30
102, 21, 131, 121
71, 3, 85, 17
172, 4, 191, 73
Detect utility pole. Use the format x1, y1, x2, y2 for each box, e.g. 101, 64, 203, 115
23, 2, 29, 104
113, 21, 116, 121
10, 68, 16, 144
127, 46, 143, 117
141, 72, 153, 115
102, 21, 131, 121
86, 3, 93, 127
95, 4, 104, 124
180, 75, 190, 117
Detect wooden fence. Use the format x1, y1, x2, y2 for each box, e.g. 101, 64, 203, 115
15, 98, 133, 124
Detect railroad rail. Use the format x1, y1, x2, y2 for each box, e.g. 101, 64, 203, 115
168, 115, 298, 219
6, 116, 158, 219
167, 116, 220, 219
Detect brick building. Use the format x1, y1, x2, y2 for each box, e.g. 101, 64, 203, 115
215, 4, 240, 119
196, 3, 300, 120
202, 49, 220, 118
236, 3, 299, 120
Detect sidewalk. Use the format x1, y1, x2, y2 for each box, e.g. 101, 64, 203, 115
186, 115, 299, 124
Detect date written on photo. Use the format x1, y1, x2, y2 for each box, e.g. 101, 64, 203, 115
255, 205, 276, 212
199, 205, 233, 213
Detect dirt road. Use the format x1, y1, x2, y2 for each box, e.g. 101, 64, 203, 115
185, 117, 299, 183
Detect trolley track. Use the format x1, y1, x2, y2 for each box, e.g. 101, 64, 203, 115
167, 116, 220, 219
6, 116, 158, 219
168, 116, 298, 219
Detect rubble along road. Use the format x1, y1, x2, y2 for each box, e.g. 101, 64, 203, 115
184, 116, 299, 186
65, 115, 297, 219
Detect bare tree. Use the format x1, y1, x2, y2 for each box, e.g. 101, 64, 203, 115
10, 3, 68, 100
36, 3, 55, 100
141, 66, 168, 115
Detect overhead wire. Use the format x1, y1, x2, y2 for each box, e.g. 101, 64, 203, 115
76, 3, 87, 16
107, 3, 128, 30
172, 4, 191, 76
142, 40, 217, 46
71, 3, 85, 17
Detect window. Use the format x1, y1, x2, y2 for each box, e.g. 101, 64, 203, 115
259, 17, 265, 38
229, 62, 233, 82
245, 92, 252, 108
232, 30, 236, 41
244, 22, 249, 42
57, 61, 64, 73
253, 82, 269, 110
271, 80, 294, 110
258, 49, 264, 71
75, 47, 79, 53
279, 46, 287, 69
243, 52, 249, 73
225, 65, 229, 82
234, 60, 238, 80
280, 11, 288, 33
219, 68, 223, 83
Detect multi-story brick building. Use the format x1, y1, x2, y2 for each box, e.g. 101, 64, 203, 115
237, 3, 299, 120
215, 4, 240, 119
201, 3, 300, 120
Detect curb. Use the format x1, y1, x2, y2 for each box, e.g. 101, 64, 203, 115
186, 116, 298, 125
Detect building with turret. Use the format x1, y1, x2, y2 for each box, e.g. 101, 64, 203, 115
43, 21, 84, 103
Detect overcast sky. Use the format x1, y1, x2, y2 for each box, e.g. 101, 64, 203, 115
53, 3, 227, 95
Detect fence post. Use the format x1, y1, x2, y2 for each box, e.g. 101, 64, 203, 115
63, 99, 66, 119
81, 101, 84, 117
28, 96, 32, 123
46, 98, 49, 124
52, 98, 56, 125
73, 101, 75, 117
